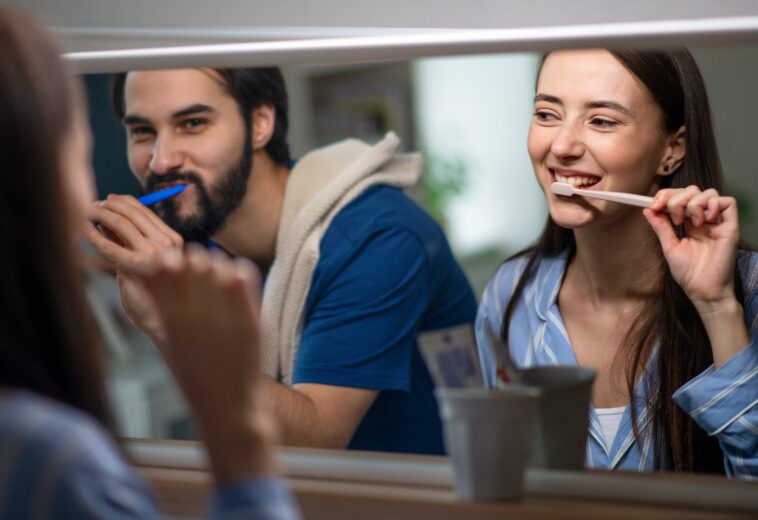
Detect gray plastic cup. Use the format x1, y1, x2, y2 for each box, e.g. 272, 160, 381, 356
435, 386, 541, 501
517, 366, 596, 470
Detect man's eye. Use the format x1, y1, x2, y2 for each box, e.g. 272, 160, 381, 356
533, 110, 558, 122
129, 127, 154, 138
183, 118, 207, 130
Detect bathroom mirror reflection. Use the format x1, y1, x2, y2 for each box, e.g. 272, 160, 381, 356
82, 44, 758, 469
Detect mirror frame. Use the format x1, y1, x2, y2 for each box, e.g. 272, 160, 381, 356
65, 16, 758, 73
66, 12, 758, 505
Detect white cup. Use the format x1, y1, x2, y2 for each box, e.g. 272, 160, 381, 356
435, 386, 541, 501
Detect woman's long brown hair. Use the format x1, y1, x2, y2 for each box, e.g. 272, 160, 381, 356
0, 7, 112, 428
502, 49, 734, 473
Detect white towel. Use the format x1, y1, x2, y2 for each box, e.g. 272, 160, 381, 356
260, 132, 422, 384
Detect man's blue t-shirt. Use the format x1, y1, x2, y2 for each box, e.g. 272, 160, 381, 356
292, 185, 477, 455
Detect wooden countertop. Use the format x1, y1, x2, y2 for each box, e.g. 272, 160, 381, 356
127, 439, 758, 519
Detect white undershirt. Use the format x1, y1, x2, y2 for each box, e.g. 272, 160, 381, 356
595, 406, 626, 446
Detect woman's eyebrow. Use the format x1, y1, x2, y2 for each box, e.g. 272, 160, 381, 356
585, 100, 634, 117
534, 93, 561, 104
534, 94, 634, 117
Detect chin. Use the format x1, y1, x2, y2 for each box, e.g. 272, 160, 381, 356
548, 200, 596, 229
177, 206, 196, 219
172, 199, 200, 218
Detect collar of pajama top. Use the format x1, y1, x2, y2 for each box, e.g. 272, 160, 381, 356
479, 250, 659, 471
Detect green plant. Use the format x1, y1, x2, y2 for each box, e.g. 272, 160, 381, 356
418, 149, 469, 226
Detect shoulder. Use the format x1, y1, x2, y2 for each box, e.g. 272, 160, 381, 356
0, 391, 129, 476
480, 252, 536, 306
0, 390, 105, 449
478, 250, 569, 323
328, 186, 444, 247
318, 186, 449, 276
0, 391, 153, 517
477, 253, 534, 337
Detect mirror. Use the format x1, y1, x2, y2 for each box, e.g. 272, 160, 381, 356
84, 53, 545, 440
80, 40, 758, 473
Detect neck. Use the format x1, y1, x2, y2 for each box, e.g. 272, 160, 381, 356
213, 151, 290, 271
567, 210, 661, 306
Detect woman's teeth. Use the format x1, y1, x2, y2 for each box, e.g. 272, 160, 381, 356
554, 173, 599, 187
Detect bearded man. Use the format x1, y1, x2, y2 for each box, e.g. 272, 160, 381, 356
86, 67, 476, 454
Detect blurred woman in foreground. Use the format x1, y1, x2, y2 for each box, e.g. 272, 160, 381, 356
0, 6, 300, 518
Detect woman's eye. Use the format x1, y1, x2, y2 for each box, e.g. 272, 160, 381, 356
590, 117, 618, 129
534, 111, 558, 123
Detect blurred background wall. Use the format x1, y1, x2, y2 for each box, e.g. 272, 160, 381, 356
84, 44, 758, 298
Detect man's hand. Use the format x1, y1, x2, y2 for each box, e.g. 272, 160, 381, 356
83, 194, 183, 342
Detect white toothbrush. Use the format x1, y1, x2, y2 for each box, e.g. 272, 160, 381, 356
550, 182, 653, 208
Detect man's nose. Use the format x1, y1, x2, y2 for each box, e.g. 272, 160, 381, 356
550, 121, 585, 161
149, 134, 184, 174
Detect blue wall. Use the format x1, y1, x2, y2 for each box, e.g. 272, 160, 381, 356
84, 74, 141, 199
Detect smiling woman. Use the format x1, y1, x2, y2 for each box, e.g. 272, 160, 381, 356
476, 48, 758, 476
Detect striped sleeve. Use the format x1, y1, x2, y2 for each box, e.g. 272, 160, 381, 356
211, 477, 302, 520
0, 394, 303, 518
672, 251, 758, 479
673, 341, 758, 477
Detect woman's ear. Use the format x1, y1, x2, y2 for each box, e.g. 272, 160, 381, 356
658, 125, 686, 177
250, 104, 276, 151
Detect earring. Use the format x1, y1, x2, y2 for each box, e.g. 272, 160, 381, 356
663, 165, 670, 173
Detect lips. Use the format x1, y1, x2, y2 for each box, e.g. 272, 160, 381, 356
550, 169, 602, 190
151, 181, 188, 193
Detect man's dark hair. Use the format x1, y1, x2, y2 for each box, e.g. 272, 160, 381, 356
110, 67, 291, 166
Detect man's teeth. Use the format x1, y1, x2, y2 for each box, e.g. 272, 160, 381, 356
554, 173, 599, 187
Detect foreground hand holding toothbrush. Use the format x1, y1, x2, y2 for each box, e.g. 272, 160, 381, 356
125, 245, 281, 484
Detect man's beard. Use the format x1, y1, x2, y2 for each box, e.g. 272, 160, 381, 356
143, 133, 252, 244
